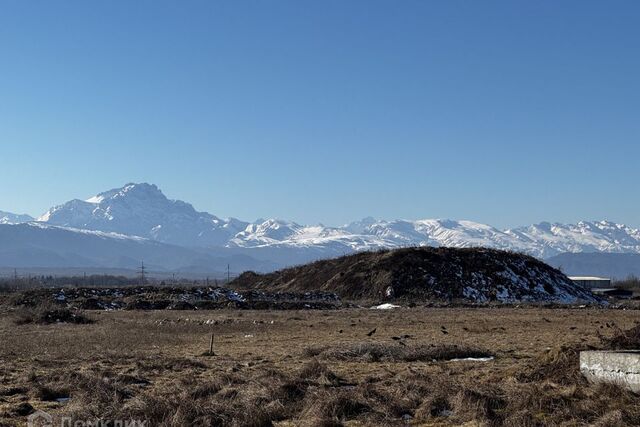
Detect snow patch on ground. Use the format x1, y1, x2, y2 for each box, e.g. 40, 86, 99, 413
448, 356, 495, 362
370, 303, 401, 310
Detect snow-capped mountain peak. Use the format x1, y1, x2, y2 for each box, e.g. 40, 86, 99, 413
344, 216, 378, 234
233, 219, 304, 245
84, 182, 164, 204
38, 183, 248, 247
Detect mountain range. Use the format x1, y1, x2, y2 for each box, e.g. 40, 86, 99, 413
1, 183, 639, 277
0, 210, 34, 225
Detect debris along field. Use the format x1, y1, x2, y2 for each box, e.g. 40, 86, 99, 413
13, 286, 343, 311
2, 303, 640, 426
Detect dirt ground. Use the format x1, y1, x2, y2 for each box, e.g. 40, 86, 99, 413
1, 306, 639, 426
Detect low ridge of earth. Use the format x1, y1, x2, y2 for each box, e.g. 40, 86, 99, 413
233, 247, 599, 303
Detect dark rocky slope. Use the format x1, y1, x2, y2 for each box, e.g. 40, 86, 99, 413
233, 247, 600, 303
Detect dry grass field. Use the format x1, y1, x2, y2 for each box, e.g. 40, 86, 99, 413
1, 304, 640, 426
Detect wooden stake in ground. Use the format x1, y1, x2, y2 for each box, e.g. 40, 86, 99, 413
209, 333, 215, 356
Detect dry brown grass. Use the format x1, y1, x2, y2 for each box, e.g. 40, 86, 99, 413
304, 342, 493, 363
2, 306, 640, 426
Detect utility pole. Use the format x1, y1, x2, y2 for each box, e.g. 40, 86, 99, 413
13, 268, 18, 284
227, 264, 230, 284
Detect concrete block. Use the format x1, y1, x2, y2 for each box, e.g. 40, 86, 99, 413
580, 350, 640, 393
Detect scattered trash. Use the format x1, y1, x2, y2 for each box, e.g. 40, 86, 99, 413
17, 286, 342, 311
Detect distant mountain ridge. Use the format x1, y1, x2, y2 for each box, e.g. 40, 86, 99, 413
0, 210, 34, 225
0, 222, 276, 274
2, 183, 639, 274
226, 217, 640, 259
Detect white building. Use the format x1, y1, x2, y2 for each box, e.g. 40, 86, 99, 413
569, 276, 612, 289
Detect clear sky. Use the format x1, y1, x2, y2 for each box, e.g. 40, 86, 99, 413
1, 1, 639, 228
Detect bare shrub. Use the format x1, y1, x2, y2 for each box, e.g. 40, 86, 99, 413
296, 359, 344, 386
14, 303, 92, 325
600, 323, 640, 350
613, 275, 640, 291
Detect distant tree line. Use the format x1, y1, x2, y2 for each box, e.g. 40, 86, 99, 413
613, 275, 640, 290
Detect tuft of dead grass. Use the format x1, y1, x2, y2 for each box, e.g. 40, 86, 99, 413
516, 345, 587, 385
298, 388, 371, 426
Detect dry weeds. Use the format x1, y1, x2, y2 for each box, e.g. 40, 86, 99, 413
304, 343, 492, 363
1, 306, 640, 426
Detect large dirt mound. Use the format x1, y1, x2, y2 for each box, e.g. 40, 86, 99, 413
233, 247, 599, 303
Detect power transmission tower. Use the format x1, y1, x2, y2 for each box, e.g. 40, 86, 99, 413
139, 261, 146, 285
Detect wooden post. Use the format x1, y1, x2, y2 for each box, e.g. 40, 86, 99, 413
209, 333, 215, 355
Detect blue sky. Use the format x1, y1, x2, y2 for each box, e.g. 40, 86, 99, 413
1, 1, 639, 228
